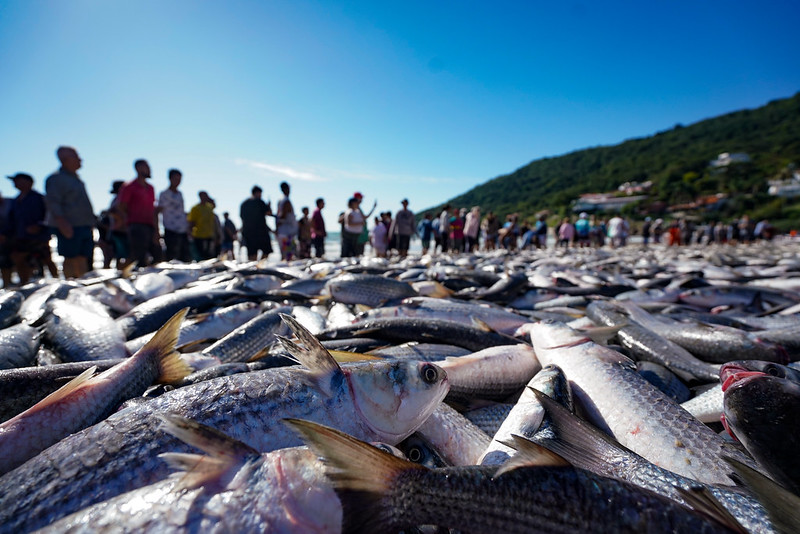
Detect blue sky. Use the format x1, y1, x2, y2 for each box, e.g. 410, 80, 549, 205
1, 1, 799, 231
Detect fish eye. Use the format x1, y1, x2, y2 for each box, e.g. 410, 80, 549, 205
421, 364, 439, 384
764, 364, 784, 378
375, 444, 393, 454
408, 446, 424, 463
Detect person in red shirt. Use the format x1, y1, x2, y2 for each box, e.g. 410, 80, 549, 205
118, 159, 161, 268
310, 197, 326, 258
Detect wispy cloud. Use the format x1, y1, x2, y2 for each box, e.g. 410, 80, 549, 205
235, 159, 328, 182
235, 158, 462, 186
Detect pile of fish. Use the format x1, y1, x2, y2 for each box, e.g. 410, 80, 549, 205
2, 240, 800, 532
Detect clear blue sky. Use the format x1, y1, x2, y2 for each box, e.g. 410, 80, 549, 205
1, 1, 799, 231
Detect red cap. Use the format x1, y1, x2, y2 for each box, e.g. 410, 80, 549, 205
353, 192, 363, 199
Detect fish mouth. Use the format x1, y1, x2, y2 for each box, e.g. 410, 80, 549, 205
720, 364, 767, 392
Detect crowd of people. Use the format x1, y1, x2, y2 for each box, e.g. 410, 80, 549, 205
0, 146, 335, 286
0, 145, 784, 287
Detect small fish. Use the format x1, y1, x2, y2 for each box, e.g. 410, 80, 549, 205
325, 273, 418, 307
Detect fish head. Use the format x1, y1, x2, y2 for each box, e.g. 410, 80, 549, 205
345, 360, 449, 444
721, 361, 800, 440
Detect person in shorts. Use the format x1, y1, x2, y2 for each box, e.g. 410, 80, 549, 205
44, 146, 95, 278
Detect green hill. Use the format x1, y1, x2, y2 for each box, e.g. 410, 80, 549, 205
423, 92, 800, 229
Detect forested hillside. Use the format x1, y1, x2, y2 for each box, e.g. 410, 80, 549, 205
423, 92, 800, 226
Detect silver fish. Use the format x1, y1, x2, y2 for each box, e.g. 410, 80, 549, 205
0, 314, 449, 533
528, 320, 754, 486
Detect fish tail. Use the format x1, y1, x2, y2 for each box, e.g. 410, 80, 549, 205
139, 308, 193, 383
159, 414, 259, 490
285, 418, 425, 534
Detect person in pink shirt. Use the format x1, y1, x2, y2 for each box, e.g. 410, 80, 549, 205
557, 216, 576, 247
118, 159, 161, 268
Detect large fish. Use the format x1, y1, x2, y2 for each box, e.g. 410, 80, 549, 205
0, 310, 190, 475
527, 320, 754, 486
38, 416, 343, 534
289, 419, 738, 534
0, 323, 40, 370
0, 314, 448, 533
721, 361, 800, 495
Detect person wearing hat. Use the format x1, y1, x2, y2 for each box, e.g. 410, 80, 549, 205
388, 198, 415, 257
6, 173, 58, 284
44, 146, 96, 279
575, 212, 590, 247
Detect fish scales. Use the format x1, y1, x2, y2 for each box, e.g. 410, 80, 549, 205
528, 320, 755, 486
0, 356, 447, 533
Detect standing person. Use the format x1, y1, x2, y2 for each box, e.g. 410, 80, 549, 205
370, 215, 388, 258
463, 206, 481, 252
297, 207, 312, 259
353, 192, 377, 256
449, 208, 465, 253
574, 212, 590, 247
44, 146, 96, 279
341, 197, 363, 258
482, 211, 500, 251
5, 173, 57, 284
533, 214, 548, 248
607, 215, 624, 248
239, 186, 273, 261
187, 191, 216, 260
557, 217, 575, 247
438, 205, 451, 252
221, 212, 237, 260
641, 217, 652, 246
118, 159, 160, 268
652, 218, 664, 244
417, 213, 433, 255
107, 181, 129, 269
388, 199, 415, 257
275, 181, 298, 261
310, 197, 326, 259
157, 169, 190, 262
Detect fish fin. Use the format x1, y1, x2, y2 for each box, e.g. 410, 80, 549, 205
330, 350, 383, 362
246, 345, 274, 363
526, 388, 634, 471
277, 314, 342, 397
723, 456, 800, 534
410, 280, 453, 298
121, 262, 136, 279
285, 418, 424, 534
578, 324, 625, 345
138, 308, 193, 384
158, 414, 259, 490
470, 317, 494, 332
494, 435, 570, 478
354, 304, 372, 315
176, 338, 216, 353
22, 365, 98, 415
187, 312, 212, 324
674, 485, 749, 534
